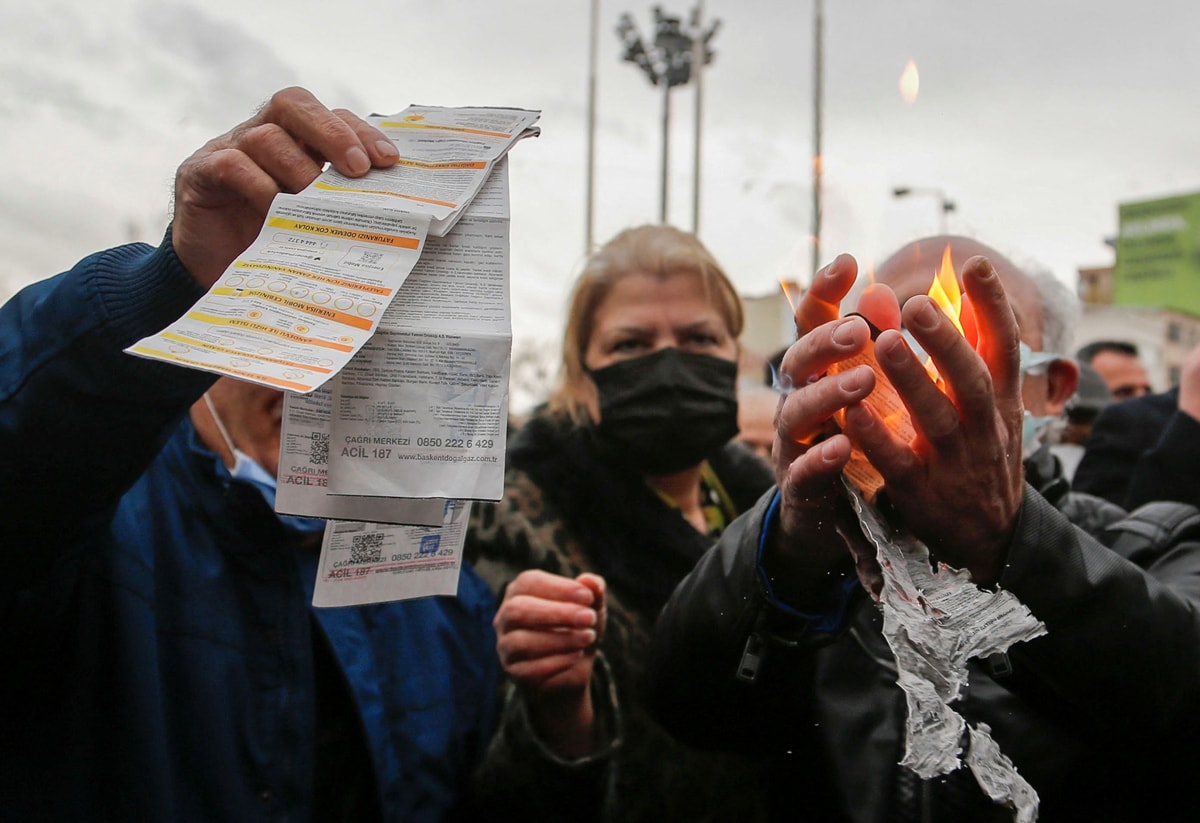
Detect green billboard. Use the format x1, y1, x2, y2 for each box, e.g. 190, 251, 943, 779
1113, 191, 1200, 315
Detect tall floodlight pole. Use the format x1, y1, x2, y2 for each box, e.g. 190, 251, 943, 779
811, 0, 824, 281
660, 62, 672, 222
585, 0, 600, 254
616, 6, 719, 225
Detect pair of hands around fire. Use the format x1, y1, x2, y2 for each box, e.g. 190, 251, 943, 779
769, 254, 1024, 603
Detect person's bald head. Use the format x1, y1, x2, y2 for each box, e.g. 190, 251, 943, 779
874, 236, 1045, 350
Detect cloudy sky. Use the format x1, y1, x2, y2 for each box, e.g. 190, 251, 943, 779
4, 0, 1199, 357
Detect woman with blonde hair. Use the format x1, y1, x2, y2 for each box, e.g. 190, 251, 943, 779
466, 225, 774, 821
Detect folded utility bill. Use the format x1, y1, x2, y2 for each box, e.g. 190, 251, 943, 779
125, 104, 539, 394
126, 105, 536, 607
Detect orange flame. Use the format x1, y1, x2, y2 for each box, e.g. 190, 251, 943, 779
915, 245, 983, 391
926, 245, 964, 335
899, 59, 920, 104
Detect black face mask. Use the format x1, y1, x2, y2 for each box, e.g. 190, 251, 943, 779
589, 347, 739, 475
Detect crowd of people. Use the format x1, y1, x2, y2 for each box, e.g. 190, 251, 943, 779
3, 87, 1198, 822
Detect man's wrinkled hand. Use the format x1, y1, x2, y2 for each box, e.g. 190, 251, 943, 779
171, 87, 399, 289
845, 256, 1024, 585
763, 254, 882, 606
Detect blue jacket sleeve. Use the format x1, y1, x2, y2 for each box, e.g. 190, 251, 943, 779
0, 230, 215, 562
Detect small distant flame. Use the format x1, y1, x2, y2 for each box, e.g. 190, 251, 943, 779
900, 59, 920, 104
780, 279, 803, 313
927, 245, 964, 336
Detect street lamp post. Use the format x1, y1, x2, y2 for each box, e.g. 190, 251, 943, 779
585, 0, 600, 255
892, 185, 957, 234
690, 0, 708, 233
616, 5, 719, 226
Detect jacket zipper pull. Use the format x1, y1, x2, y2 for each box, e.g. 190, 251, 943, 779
736, 631, 765, 683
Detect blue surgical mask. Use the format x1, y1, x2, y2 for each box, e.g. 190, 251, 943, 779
1021, 410, 1059, 457
204, 394, 326, 534
1018, 343, 1065, 458
1018, 341, 1058, 376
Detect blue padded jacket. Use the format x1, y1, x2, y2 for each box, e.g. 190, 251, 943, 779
0, 236, 498, 822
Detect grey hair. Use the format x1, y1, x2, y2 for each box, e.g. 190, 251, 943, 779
1025, 264, 1080, 356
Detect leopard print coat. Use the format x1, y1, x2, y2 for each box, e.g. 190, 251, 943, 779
465, 413, 775, 823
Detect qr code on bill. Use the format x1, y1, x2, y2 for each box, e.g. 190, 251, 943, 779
350, 532, 384, 564
310, 432, 329, 466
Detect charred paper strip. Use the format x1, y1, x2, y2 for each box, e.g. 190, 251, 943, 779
966, 723, 1039, 823
844, 479, 1045, 822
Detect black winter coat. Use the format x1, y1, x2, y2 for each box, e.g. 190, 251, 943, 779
647, 457, 1200, 822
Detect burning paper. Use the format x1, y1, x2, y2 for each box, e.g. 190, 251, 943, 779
831, 312, 907, 500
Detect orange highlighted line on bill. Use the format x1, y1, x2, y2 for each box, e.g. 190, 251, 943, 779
394, 159, 487, 171
233, 262, 394, 297
160, 332, 333, 374
186, 313, 356, 352
266, 217, 421, 249
378, 121, 512, 139
211, 287, 376, 331
309, 183, 457, 210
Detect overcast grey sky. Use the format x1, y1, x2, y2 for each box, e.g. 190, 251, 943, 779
4, 0, 1199, 353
